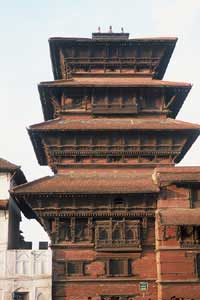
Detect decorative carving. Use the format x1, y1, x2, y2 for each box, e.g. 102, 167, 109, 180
59, 219, 71, 241
64, 55, 160, 75
95, 219, 141, 249
180, 225, 200, 246
142, 216, 147, 240
45, 132, 185, 166
75, 219, 89, 241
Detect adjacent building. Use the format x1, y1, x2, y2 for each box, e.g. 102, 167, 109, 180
0, 158, 52, 300
11, 31, 200, 300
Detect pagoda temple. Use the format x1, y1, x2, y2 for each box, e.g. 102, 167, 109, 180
11, 30, 200, 300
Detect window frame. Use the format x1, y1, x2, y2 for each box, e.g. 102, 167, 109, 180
106, 258, 131, 277
65, 261, 85, 276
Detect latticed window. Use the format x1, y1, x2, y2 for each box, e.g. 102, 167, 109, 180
180, 226, 200, 245
66, 261, 84, 276
95, 220, 141, 249
75, 219, 88, 241
107, 259, 131, 276
99, 227, 108, 241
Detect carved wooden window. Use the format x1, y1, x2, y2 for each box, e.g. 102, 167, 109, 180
180, 226, 200, 245
95, 220, 141, 249
99, 227, 108, 241
196, 254, 200, 277
58, 218, 91, 243
62, 92, 91, 111
192, 189, 200, 208
112, 224, 122, 241
181, 226, 194, 243
75, 218, 89, 241
63, 96, 82, 110
66, 261, 84, 276
107, 259, 131, 276
126, 228, 133, 240
59, 218, 71, 242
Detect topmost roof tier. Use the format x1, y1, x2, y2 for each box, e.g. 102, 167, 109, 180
49, 32, 177, 80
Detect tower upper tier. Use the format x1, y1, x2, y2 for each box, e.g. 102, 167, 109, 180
26, 31, 200, 172
49, 32, 177, 80
38, 78, 191, 120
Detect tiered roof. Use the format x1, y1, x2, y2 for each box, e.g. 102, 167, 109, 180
0, 157, 26, 184
11, 31, 200, 202
29, 117, 200, 131
12, 168, 158, 195
39, 78, 191, 87
11, 167, 200, 197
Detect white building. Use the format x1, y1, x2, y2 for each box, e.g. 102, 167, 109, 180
0, 158, 52, 300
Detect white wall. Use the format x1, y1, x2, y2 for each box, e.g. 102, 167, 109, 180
0, 173, 10, 200
0, 249, 52, 300
0, 211, 9, 247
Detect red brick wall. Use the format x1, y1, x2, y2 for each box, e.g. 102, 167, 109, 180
160, 283, 200, 299
52, 248, 157, 300
53, 281, 157, 300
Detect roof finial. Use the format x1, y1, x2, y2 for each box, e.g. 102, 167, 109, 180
109, 25, 113, 33
98, 26, 101, 33
121, 27, 124, 33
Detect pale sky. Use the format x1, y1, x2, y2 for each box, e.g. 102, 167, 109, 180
0, 0, 200, 247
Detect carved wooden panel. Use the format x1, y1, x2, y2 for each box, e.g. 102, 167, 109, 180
63, 44, 161, 75
43, 86, 174, 117
95, 220, 141, 250
180, 226, 200, 247
44, 131, 186, 167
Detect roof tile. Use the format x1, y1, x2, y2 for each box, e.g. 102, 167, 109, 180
157, 208, 200, 225
29, 117, 200, 131
12, 169, 159, 194
0, 158, 19, 172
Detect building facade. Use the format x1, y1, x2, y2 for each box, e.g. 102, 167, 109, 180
0, 158, 52, 300
11, 31, 200, 300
